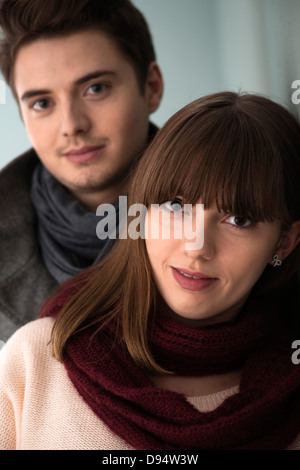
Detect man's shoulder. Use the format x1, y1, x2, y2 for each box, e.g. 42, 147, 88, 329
0, 149, 39, 218
0, 148, 39, 251
0, 149, 58, 331
0, 148, 38, 188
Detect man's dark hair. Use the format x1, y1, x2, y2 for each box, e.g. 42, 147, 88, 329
0, 0, 156, 93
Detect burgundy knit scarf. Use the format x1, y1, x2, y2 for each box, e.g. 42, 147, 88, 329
59, 297, 300, 450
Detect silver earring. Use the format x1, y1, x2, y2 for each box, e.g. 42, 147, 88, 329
272, 254, 282, 267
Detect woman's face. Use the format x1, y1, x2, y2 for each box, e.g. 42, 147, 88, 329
145, 200, 282, 327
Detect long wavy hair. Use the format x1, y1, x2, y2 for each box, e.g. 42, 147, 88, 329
45, 92, 300, 373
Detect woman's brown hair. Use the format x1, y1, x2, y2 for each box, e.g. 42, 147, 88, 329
47, 92, 300, 373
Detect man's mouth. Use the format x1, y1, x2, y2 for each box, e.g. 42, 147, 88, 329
62, 145, 105, 164
63, 145, 104, 156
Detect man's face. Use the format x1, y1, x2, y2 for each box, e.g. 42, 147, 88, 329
14, 30, 160, 208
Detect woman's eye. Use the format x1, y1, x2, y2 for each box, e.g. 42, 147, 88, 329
164, 198, 184, 212
225, 215, 252, 229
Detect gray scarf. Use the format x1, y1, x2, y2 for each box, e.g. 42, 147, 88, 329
30, 163, 118, 284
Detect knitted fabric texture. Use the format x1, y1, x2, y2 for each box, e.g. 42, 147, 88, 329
60, 297, 300, 450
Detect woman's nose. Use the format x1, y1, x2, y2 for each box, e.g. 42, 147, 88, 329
182, 207, 216, 261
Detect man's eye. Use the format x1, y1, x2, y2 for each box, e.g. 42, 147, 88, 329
87, 83, 108, 94
226, 215, 252, 229
31, 99, 50, 111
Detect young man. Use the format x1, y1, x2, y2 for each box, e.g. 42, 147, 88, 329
0, 0, 163, 340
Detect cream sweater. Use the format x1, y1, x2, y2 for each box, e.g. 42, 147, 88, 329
0, 318, 299, 450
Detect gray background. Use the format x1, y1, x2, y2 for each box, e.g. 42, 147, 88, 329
1, 0, 300, 169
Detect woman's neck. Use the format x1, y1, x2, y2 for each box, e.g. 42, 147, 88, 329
150, 369, 242, 397
156, 293, 249, 329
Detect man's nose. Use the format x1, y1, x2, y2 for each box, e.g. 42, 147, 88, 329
60, 99, 91, 137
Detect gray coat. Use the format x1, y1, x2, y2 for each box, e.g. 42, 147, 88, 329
0, 150, 58, 341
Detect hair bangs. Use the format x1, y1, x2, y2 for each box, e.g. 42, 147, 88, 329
138, 105, 289, 225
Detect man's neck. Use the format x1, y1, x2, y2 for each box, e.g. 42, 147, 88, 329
70, 185, 125, 213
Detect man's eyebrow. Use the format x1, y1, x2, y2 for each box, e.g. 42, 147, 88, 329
20, 70, 118, 102
74, 70, 117, 85
20, 89, 51, 102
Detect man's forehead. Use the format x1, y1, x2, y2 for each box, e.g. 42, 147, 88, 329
13, 29, 129, 93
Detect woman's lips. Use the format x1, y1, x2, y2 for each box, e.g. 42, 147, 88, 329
171, 267, 218, 291
63, 145, 105, 164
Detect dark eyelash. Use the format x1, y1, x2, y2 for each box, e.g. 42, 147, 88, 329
30, 99, 50, 109
170, 197, 183, 206
229, 216, 255, 230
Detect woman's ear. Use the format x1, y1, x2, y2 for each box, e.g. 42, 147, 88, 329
272, 220, 300, 263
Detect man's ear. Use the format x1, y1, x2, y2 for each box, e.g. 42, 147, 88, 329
273, 220, 300, 262
145, 62, 163, 114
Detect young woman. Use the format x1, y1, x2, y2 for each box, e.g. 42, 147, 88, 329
1, 92, 300, 450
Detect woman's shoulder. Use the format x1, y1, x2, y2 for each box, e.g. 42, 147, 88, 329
1, 316, 54, 349
0, 317, 55, 377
